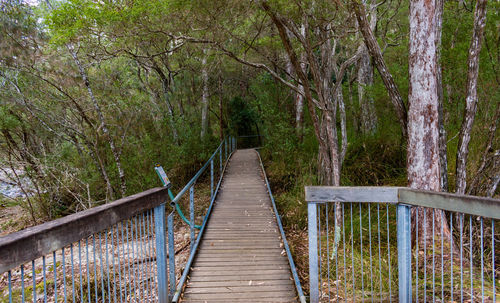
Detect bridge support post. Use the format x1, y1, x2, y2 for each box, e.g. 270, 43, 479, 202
397, 204, 412, 303
308, 202, 319, 303
190, 186, 195, 252
168, 212, 176, 300
154, 204, 168, 303
210, 160, 214, 199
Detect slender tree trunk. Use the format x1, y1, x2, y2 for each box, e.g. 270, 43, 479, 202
352, 1, 408, 138
435, 0, 448, 192
455, 0, 488, 194
201, 50, 209, 139
357, 0, 378, 135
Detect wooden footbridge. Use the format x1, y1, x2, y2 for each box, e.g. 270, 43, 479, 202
1, 136, 499, 303
183, 149, 297, 302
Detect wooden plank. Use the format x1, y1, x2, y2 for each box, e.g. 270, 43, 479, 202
186, 279, 293, 288
182, 291, 294, 299
305, 186, 400, 203
188, 274, 293, 282
0, 187, 168, 274
181, 298, 297, 303
184, 284, 295, 294
399, 188, 500, 220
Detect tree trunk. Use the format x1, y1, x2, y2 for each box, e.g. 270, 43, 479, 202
455, 0, 488, 194
357, 46, 377, 134
352, 1, 408, 138
408, 0, 454, 246
435, 0, 448, 192
357, 0, 378, 135
201, 51, 210, 139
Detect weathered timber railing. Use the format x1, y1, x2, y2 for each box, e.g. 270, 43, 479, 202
305, 186, 500, 303
0, 136, 236, 303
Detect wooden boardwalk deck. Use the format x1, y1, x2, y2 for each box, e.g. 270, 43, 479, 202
181, 149, 298, 303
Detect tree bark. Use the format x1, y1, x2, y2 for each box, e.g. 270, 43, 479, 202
357, 0, 378, 135
435, 0, 448, 192
455, 0, 488, 194
352, 1, 408, 138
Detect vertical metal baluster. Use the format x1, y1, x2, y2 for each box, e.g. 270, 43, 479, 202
359, 203, 364, 302
110, 227, 117, 302
142, 214, 151, 301
424, 208, 428, 303
146, 209, 155, 301
63, 248, 67, 303
480, 217, 484, 303
469, 215, 473, 302
432, 209, 436, 303
154, 204, 168, 303
416, 208, 419, 302
318, 204, 322, 297
104, 230, 111, 303
342, 204, 347, 301
98, 233, 105, 302
210, 159, 214, 199
377, 204, 383, 300
116, 225, 124, 303
450, 213, 454, 302
86, 238, 91, 303
441, 211, 444, 302
79, 241, 84, 301
351, 203, 356, 302
492, 219, 495, 303
53, 251, 58, 303
93, 235, 98, 303
137, 215, 145, 300
308, 202, 319, 303
386, 204, 392, 303
43, 256, 47, 303
71, 244, 76, 303
32, 260, 36, 303
135, 216, 144, 300
326, 204, 331, 301
8, 270, 12, 303
190, 186, 195, 252
460, 213, 464, 303
21, 264, 25, 303
334, 205, 339, 301
368, 204, 374, 303
131, 218, 138, 300
167, 212, 176, 299
219, 145, 222, 177
126, 220, 134, 300
148, 210, 157, 296
120, 223, 128, 301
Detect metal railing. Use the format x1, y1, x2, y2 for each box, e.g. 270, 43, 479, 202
306, 186, 500, 303
0, 136, 236, 303
256, 151, 306, 303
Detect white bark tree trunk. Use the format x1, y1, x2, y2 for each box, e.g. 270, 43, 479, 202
455, 0, 488, 194
408, 0, 440, 192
